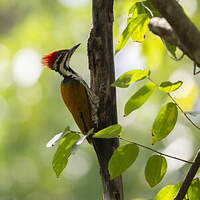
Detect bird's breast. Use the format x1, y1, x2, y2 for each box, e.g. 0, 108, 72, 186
60, 78, 91, 134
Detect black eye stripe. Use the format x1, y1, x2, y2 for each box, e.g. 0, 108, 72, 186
64, 65, 73, 72
56, 53, 65, 66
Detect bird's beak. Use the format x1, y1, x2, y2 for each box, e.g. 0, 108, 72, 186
69, 43, 81, 56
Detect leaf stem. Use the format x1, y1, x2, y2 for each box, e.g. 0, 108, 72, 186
168, 93, 200, 130
141, 2, 153, 18
148, 78, 200, 130
148, 77, 159, 87
161, 38, 184, 61
119, 137, 195, 164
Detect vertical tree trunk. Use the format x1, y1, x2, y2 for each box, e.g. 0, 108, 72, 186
87, 0, 124, 199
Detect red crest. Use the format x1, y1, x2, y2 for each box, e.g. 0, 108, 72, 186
42, 50, 67, 69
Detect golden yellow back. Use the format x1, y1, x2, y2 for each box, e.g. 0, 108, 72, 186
60, 78, 91, 134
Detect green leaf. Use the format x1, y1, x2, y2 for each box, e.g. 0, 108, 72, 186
129, 2, 148, 16
124, 81, 156, 116
87, 128, 94, 136
188, 178, 200, 200
152, 102, 178, 144
145, 155, 167, 187
63, 126, 70, 134
115, 2, 150, 54
165, 41, 177, 58
159, 81, 183, 93
116, 14, 149, 53
143, 1, 162, 18
52, 132, 80, 177
154, 182, 181, 200
111, 69, 150, 88
93, 124, 122, 138
130, 0, 144, 5
108, 143, 139, 180
128, 1, 161, 21
130, 14, 150, 43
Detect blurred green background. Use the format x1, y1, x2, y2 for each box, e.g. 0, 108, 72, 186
0, 0, 199, 199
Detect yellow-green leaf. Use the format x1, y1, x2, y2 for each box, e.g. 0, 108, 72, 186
130, 14, 150, 43
152, 102, 178, 144
145, 155, 167, 187
129, 1, 147, 16
124, 82, 156, 116
115, 14, 149, 54
154, 183, 181, 200
159, 81, 183, 93
165, 41, 177, 58
188, 178, 200, 200
115, 2, 151, 54
142, 1, 162, 17
130, 0, 144, 6
108, 144, 139, 180
93, 124, 122, 138
111, 69, 150, 88
87, 128, 94, 136
52, 132, 80, 177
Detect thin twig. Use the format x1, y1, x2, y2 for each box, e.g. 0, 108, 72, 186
119, 137, 195, 164
148, 78, 200, 130
141, 2, 153, 18
148, 77, 159, 87
161, 38, 184, 61
168, 93, 200, 130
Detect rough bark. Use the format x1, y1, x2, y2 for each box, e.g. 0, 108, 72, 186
87, 0, 124, 200
150, 0, 200, 67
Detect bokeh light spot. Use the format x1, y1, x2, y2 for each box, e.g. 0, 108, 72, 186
163, 124, 194, 173
13, 48, 42, 87
169, 69, 198, 110
58, 0, 89, 8
64, 151, 91, 180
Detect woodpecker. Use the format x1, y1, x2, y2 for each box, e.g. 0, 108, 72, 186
42, 44, 98, 135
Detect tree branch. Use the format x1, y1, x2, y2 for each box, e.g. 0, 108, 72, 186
149, 0, 200, 67
87, 0, 123, 199
174, 150, 200, 200
119, 137, 194, 164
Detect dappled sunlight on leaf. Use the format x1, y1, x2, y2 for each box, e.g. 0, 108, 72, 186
115, 2, 150, 53
159, 81, 182, 93
169, 70, 199, 111
112, 69, 150, 88
93, 124, 122, 138
154, 183, 181, 200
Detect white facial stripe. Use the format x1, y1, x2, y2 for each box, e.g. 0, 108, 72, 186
58, 53, 74, 77
59, 53, 68, 75
65, 54, 70, 67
